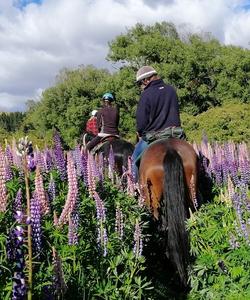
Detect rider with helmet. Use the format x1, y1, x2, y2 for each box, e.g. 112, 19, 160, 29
86, 92, 119, 151
132, 66, 185, 180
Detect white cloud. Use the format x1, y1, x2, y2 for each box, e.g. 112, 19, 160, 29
0, 0, 249, 112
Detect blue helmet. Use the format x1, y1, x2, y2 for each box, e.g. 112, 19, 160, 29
102, 92, 114, 102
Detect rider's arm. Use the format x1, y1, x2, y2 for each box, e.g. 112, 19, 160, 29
116, 106, 120, 127
136, 94, 150, 137
96, 111, 102, 132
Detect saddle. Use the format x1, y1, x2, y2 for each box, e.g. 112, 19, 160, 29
100, 135, 119, 143
91, 135, 120, 155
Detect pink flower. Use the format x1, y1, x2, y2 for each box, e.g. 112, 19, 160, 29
35, 168, 50, 215
58, 152, 78, 225
0, 146, 7, 212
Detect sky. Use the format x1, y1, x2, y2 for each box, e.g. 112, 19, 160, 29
0, 0, 250, 112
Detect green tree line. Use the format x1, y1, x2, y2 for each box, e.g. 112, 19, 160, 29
0, 22, 249, 146
0, 112, 25, 132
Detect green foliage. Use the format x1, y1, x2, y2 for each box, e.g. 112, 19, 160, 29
107, 22, 179, 66
0, 170, 153, 299
182, 102, 250, 142
187, 201, 250, 300
0, 112, 25, 132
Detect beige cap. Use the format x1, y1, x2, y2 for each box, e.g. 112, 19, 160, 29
136, 66, 157, 82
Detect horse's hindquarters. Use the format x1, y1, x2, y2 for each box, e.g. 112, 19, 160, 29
139, 145, 166, 219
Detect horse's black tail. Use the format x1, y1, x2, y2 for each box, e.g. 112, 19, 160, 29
161, 148, 189, 287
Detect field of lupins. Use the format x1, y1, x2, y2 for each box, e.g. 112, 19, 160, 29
0, 131, 249, 299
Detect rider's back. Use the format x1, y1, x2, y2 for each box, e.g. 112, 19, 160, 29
136, 79, 181, 137
97, 106, 119, 136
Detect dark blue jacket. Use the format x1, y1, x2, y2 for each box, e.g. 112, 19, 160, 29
136, 79, 181, 137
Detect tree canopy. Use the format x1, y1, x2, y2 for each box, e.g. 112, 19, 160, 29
1, 22, 249, 146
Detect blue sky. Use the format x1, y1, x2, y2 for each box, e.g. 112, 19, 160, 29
0, 0, 250, 112
14, 0, 42, 8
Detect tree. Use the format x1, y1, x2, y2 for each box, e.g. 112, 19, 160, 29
107, 22, 250, 114
24, 65, 110, 147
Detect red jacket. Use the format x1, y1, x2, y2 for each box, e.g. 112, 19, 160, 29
86, 117, 98, 136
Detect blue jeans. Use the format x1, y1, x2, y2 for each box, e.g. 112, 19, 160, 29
131, 139, 148, 181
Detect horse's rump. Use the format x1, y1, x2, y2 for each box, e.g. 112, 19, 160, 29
139, 138, 198, 217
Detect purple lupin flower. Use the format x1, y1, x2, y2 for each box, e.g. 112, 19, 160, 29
5, 144, 14, 165
115, 206, 124, 240
30, 192, 42, 256
52, 247, 67, 297
224, 142, 239, 186
93, 191, 108, 256
125, 156, 136, 196
72, 145, 84, 178
53, 130, 67, 181
190, 174, 198, 209
6, 209, 26, 299
48, 174, 56, 203
4, 157, 13, 181
212, 143, 223, 186
58, 152, 78, 225
87, 153, 97, 197
35, 167, 50, 215
229, 234, 240, 249
108, 145, 115, 182
93, 191, 106, 222
68, 209, 79, 245
232, 189, 249, 243
81, 152, 88, 186
0, 146, 7, 212
6, 189, 25, 290
6, 229, 16, 263
27, 153, 36, 172
44, 148, 53, 172
238, 143, 250, 185
35, 151, 46, 174
133, 219, 143, 258
14, 189, 23, 223
221, 149, 229, 186
97, 152, 104, 183
12, 226, 26, 300
97, 226, 108, 257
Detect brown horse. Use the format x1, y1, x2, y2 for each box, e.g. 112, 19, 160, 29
139, 138, 198, 288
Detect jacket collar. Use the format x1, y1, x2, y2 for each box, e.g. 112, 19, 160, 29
144, 78, 164, 90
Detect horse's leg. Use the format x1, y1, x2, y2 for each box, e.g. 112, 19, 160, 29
183, 157, 199, 210
162, 148, 189, 288
139, 167, 163, 220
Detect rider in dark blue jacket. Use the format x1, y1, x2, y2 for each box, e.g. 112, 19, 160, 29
132, 66, 184, 180
136, 78, 181, 138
